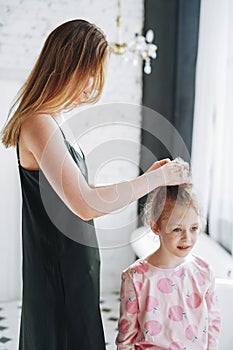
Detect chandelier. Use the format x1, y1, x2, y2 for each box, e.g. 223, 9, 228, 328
110, 0, 158, 74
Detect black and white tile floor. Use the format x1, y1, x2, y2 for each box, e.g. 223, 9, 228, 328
0, 292, 119, 350
101, 291, 120, 350
0, 301, 21, 350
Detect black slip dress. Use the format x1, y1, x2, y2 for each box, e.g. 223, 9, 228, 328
17, 126, 106, 350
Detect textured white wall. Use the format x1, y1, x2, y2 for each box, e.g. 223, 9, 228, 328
0, 0, 144, 300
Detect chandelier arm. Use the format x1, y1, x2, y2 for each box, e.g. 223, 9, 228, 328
110, 1, 158, 74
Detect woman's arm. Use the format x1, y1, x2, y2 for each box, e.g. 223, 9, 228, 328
21, 114, 190, 221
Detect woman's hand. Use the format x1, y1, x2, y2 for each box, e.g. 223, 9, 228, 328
145, 158, 171, 173
145, 157, 191, 186
158, 157, 191, 186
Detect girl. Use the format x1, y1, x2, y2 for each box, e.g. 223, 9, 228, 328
1, 19, 189, 350
116, 185, 220, 349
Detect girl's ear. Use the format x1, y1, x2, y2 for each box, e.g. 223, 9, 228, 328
150, 221, 160, 235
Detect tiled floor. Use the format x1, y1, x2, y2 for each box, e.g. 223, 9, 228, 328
0, 301, 21, 350
101, 291, 120, 350
0, 292, 119, 350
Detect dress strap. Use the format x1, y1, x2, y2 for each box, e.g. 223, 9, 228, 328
53, 117, 67, 140
16, 128, 22, 166
53, 117, 85, 160
16, 143, 20, 166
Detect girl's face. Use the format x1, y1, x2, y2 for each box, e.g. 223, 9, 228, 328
153, 204, 200, 262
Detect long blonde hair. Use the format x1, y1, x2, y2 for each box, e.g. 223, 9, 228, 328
1, 19, 109, 147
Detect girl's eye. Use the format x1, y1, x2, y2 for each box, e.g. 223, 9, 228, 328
191, 226, 199, 232
173, 228, 181, 232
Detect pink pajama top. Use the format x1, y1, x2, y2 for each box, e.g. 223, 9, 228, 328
116, 255, 220, 350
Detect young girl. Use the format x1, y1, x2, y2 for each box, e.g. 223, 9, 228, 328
1, 19, 190, 350
116, 185, 220, 349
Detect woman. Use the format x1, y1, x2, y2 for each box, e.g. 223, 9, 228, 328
1, 19, 189, 350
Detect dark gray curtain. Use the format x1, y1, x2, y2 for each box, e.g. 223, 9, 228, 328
139, 0, 201, 218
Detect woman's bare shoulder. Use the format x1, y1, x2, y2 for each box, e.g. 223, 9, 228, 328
21, 114, 61, 148
19, 114, 60, 169
20, 113, 65, 164
21, 113, 56, 138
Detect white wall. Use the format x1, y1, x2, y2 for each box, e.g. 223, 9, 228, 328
0, 0, 144, 301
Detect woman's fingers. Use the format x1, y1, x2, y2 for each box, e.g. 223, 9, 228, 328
161, 159, 192, 185
146, 157, 192, 185
172, 157, 190, 174
145, 158, 170, 173
158, 158, 171, 167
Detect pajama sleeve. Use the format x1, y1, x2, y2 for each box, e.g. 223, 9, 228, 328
205, 268, 221, 349
116, 271, 139, 350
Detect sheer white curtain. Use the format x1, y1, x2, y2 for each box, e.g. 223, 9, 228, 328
191, 0, 233, 253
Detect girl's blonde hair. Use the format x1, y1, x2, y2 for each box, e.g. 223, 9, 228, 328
143, 185, 206, 231
1, 19, 109, 147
